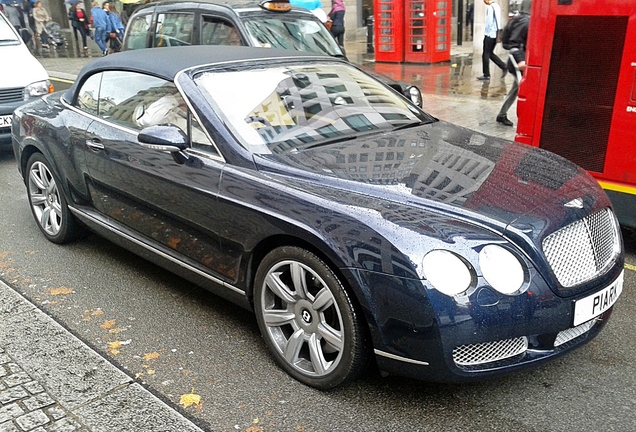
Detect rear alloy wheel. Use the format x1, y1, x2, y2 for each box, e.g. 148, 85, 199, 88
254, 246, 368, 389
26, 153, 81, 244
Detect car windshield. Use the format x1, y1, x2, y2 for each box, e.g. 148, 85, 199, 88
242, 16, 344, 57
194, 62, 433, 155
0, 15, 21, 45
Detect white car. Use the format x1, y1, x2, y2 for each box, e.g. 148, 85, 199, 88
0, 10, 51, 147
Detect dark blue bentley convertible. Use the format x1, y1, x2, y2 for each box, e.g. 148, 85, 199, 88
11, 46, 624, 389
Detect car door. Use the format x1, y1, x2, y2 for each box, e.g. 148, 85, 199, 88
80, 70, 237, 282
122, 10, 154, 50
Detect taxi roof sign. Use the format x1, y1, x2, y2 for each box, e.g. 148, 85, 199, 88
259, 0, 292, 12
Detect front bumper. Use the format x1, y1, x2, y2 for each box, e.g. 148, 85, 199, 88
375, 309, 613, 383
353, 264, 623, 383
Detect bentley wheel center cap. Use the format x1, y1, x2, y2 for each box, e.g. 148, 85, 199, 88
301, 309, 312, 324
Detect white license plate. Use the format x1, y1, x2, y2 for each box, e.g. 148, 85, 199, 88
573, 270, 623, 326
0, 114, 11, 129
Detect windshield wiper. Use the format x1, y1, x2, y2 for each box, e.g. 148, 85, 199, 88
392, 121, 423, 131
302, 135, 356, 150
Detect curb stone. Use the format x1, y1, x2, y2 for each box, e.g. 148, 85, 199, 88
0, 280, 205, 432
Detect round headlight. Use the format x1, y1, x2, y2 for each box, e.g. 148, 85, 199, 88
479, 245, 525, 295
422, 250, 472, 296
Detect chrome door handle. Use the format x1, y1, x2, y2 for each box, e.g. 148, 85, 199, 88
85, 139, 105, 151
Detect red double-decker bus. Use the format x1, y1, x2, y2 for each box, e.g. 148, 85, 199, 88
516, 0, 636, 227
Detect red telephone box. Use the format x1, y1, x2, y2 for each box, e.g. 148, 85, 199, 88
375, 0, 450, 63
516, 0, 636, 227
375, 0, 405, 62
404, 0, 451, 63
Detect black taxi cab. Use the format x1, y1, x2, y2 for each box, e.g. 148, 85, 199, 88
122, 0, 423, 107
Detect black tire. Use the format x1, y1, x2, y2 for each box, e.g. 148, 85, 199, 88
254, 246, 368, 389
25, 153, 82, 244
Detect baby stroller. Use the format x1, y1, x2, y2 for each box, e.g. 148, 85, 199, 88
44, 21, 67, 49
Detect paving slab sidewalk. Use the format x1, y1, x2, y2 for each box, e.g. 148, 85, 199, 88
0, 280, 205, 432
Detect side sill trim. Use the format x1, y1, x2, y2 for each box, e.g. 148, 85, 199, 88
68, 205, 246, 296
374, 349, 430, 366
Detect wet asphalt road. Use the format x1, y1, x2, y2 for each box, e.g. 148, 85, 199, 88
1, 146, 635, 432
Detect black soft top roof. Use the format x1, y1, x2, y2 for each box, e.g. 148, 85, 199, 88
64, 45, 328, 102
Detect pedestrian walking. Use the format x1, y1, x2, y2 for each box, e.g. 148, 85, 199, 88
22, 0, 35, 34
496, 0, 531, 126
69, 2, 90, 52
90, 0, 110, 55
120, 4, 133, 27
32, 1, 50, 48
328, 0, 345, 46
466, 1, 474, 39
2, 1, 24, 30
477, 0, 507, 81
106, 3, 124, 52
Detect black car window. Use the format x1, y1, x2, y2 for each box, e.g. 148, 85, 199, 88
200, 15, 242, 46
75, 73, 102, 116
154, 13, 194, 47
124, 13, 152, 50
188, 115, 216, 154
93, 71, 174, 130
242, 16, 343, 57
90, 70, 217, 154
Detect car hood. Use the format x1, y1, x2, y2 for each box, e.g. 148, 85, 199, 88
253, 121, 609, 241
0, 44, 49, 87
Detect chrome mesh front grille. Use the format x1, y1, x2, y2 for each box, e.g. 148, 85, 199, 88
0, 87, 24, 104
453, 337, 528, 367
542, 208, 619, 288
554, 320, 595, 347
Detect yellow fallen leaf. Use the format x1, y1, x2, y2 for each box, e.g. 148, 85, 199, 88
179, 390, 201, 408
144, 352, 160, 361
147, 369, 155, 375
167, 236, 181, 249
83, 309, 105, 322
107, 341, 122, 355
50, 287, 74, 295
108, 328, 122, 334
100, 320, 116, 329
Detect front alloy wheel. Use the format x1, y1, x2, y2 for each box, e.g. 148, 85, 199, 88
254, 246, 368, 389
26, 153, 81, 244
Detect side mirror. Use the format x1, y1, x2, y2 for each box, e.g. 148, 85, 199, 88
138, 124, 189, 164
404, 85, 423, 108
